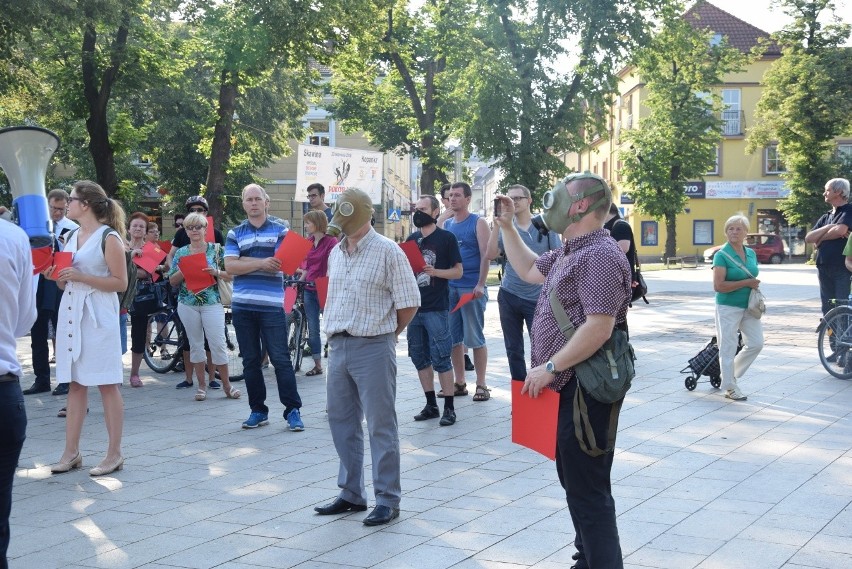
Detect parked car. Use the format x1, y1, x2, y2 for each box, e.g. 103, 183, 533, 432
703, 233, 790, 264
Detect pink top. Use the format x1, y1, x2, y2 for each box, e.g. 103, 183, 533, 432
301, 234, 338, 289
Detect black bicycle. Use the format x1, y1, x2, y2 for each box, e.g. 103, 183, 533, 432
283, 279, 312, 372
817, 297, 852, 380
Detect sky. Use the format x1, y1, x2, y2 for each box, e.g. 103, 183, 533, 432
709, 0, 851, 37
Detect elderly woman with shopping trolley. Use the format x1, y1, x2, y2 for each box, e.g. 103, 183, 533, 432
712, 213, 764, 401
167, 212, 240, 402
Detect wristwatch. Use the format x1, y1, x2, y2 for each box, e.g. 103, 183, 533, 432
545, 360, 560, 375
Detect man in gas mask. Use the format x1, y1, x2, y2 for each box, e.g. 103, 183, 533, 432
404, 196, 463, 426
315, 188, 420, 526
494, 172, 630, 569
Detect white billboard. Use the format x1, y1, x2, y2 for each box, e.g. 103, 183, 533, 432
295, 144, 383, 204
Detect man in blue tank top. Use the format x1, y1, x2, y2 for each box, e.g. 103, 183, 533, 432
443, 182, 493, 402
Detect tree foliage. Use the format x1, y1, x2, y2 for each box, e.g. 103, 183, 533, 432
620, 5, 747, 258
458, 0, 668, 199
746, 0, 852, 227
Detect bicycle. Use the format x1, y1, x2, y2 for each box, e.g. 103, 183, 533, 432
283, 279, 312, 372
817, 296, 852, 380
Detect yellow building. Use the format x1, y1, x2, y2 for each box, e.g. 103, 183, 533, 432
560, 1, 847, 262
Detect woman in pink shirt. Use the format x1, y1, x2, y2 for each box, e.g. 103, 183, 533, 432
296, 210, 337, 376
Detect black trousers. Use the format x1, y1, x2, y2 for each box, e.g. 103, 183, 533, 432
29, 308, 57, 388
555, 380, 623, 569
0, 380, 27, 569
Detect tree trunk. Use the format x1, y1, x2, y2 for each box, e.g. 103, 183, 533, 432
419, 163, 448, 197
86, 113, 118, 197
204, 72, 238, 228
664, 212, 677, 260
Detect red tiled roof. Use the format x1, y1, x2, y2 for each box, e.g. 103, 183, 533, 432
684, 0, 781, 56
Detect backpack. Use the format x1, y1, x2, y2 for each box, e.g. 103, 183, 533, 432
66, 228, 138, 310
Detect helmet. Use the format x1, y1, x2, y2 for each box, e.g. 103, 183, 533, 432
185, 195, 208, 211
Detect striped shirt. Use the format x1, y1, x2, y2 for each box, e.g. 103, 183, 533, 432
225, 217, 288, 312
323, 229, 421, 337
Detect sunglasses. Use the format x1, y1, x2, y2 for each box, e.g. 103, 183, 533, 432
185, 225, 207, 231
188, 207, 206, 213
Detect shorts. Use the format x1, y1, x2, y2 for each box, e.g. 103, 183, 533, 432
407, 310, 453, 373
448, 286, 487, 349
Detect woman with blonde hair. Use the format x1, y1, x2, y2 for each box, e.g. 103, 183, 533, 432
712, 213, 764, 401
47, 180, 128, 476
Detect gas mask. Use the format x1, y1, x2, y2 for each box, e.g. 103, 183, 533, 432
530, 172, 611, 236
412, 210, 437, 228
327, 187, 374, 237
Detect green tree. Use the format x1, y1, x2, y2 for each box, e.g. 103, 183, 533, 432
619, 6, 747, 259
746, 0, 852, 226
329, 0, 474, 196
459, 0, 668, 198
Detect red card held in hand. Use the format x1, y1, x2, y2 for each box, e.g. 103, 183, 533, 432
274, 231, 313, 276
48, 252, 73, 280
399, 241, 426, 273
32, 246, 53, 275
511, 380, 559, 460
451, 292, 476, 313
179, 252, 215, 293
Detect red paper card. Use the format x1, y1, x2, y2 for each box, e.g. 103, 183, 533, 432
48, 252, 73, 280
399, 241, 426, 273
179, 252, 215, 293
451, 292, 476, 313
32, 246, 53, 275
206, 216, 215, 243
157, 240, 172, 253
133, 242, 168, 282
511, 380, 559, 460
315, 276, 329, 310
284, 285, 297, 314
274, 231, 313, 276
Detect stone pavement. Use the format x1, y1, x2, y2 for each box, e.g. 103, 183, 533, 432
9, 263, 852, 569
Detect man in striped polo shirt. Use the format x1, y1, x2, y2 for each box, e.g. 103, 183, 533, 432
224, 184, 305, 431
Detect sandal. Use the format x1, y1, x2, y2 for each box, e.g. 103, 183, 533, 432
438, 383, 468, 398
305, 367, 323, 377
224, 387, 241, 399
195, 389, 207, 401
58, 407, 88, 418
472, 385, 491, 402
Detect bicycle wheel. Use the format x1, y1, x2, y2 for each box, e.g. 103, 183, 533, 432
818, 306, 852, 380
224, 311, 244, 382
288, 309, 305, 372
143, 310, 184, 373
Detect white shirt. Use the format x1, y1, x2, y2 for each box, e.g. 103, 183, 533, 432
0, 220, 37, 377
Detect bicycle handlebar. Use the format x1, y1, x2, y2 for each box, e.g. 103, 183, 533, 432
282, 278, 315, 288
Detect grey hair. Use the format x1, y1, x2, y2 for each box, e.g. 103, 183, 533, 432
724, 213, 750, 232
826, 178, 850, 200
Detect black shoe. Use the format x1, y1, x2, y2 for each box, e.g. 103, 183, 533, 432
52, 383, 69, 396
314, 497, 368, 516
827, 352, 838, 363
439, 408, 456, 426
464, 354, 474, 371
363, 505, 399, 526
23, 383, 51, 395
413, 404, 439, 421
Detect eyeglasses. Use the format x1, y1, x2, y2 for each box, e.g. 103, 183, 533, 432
50, 206, 67, 213
509, 196, 528, 202
174, 222, 183, 228
307, 193, 321, 198
68, 197, 83, 203
185, 225, 206, 231
188, 207, 206, 213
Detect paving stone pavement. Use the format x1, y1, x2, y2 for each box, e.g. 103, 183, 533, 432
9, 262, 852, 569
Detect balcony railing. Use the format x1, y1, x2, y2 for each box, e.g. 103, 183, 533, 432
721, 110, 745, 136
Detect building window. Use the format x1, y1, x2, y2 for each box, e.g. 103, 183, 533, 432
706, 145, 720, 175
641, 221, 658, 246
838, 143, 852, 169
307, 119, 332, 146
765, 145, 786, 174
721, 88, 741, 135
694, 220, 714, 245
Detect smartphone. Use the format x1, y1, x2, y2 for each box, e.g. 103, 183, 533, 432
494, 197, 502, 217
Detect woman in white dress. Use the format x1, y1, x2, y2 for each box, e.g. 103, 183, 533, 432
46, 181, 129, 476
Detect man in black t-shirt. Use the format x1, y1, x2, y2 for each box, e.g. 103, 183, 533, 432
170, 195, 225, 251
806, 178, 852, 315
406, 196, 463, 426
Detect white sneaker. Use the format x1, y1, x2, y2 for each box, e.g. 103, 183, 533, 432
725, 388, 747, 401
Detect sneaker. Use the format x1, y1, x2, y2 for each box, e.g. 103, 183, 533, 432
439, 408, 456, 426
208, 380, 222, 390
286, 408, 305, 432
413, 404, 440, 421
724, 388, 747, 401
464, 354, 474, 371
242, 411, 269, 429
175, 380, 193, 389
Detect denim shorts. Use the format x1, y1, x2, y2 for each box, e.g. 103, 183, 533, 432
407, 310, 453, 373
448, 286, 487, 349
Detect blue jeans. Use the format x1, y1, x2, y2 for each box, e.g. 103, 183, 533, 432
0, 380, 26, 569
232, 308, 301, 415
119, 312, 128, 355
817, 264, 852, 315
304, 289, 322, 359
448, 286, 487, 348
497, 288, 537, 380
407, 310, 453, 373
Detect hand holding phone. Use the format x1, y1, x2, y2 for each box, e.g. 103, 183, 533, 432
494, 197, 502, 218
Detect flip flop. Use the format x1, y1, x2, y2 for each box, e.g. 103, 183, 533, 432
58, 407, 88, 418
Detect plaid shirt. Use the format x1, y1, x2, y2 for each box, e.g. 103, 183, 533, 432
531, 228, 631, 391
323, 229, 420, 337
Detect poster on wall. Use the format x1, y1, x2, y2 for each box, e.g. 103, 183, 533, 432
295, 144, 383, 204
705, 181, 790, 199
641, 221, 658, 246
